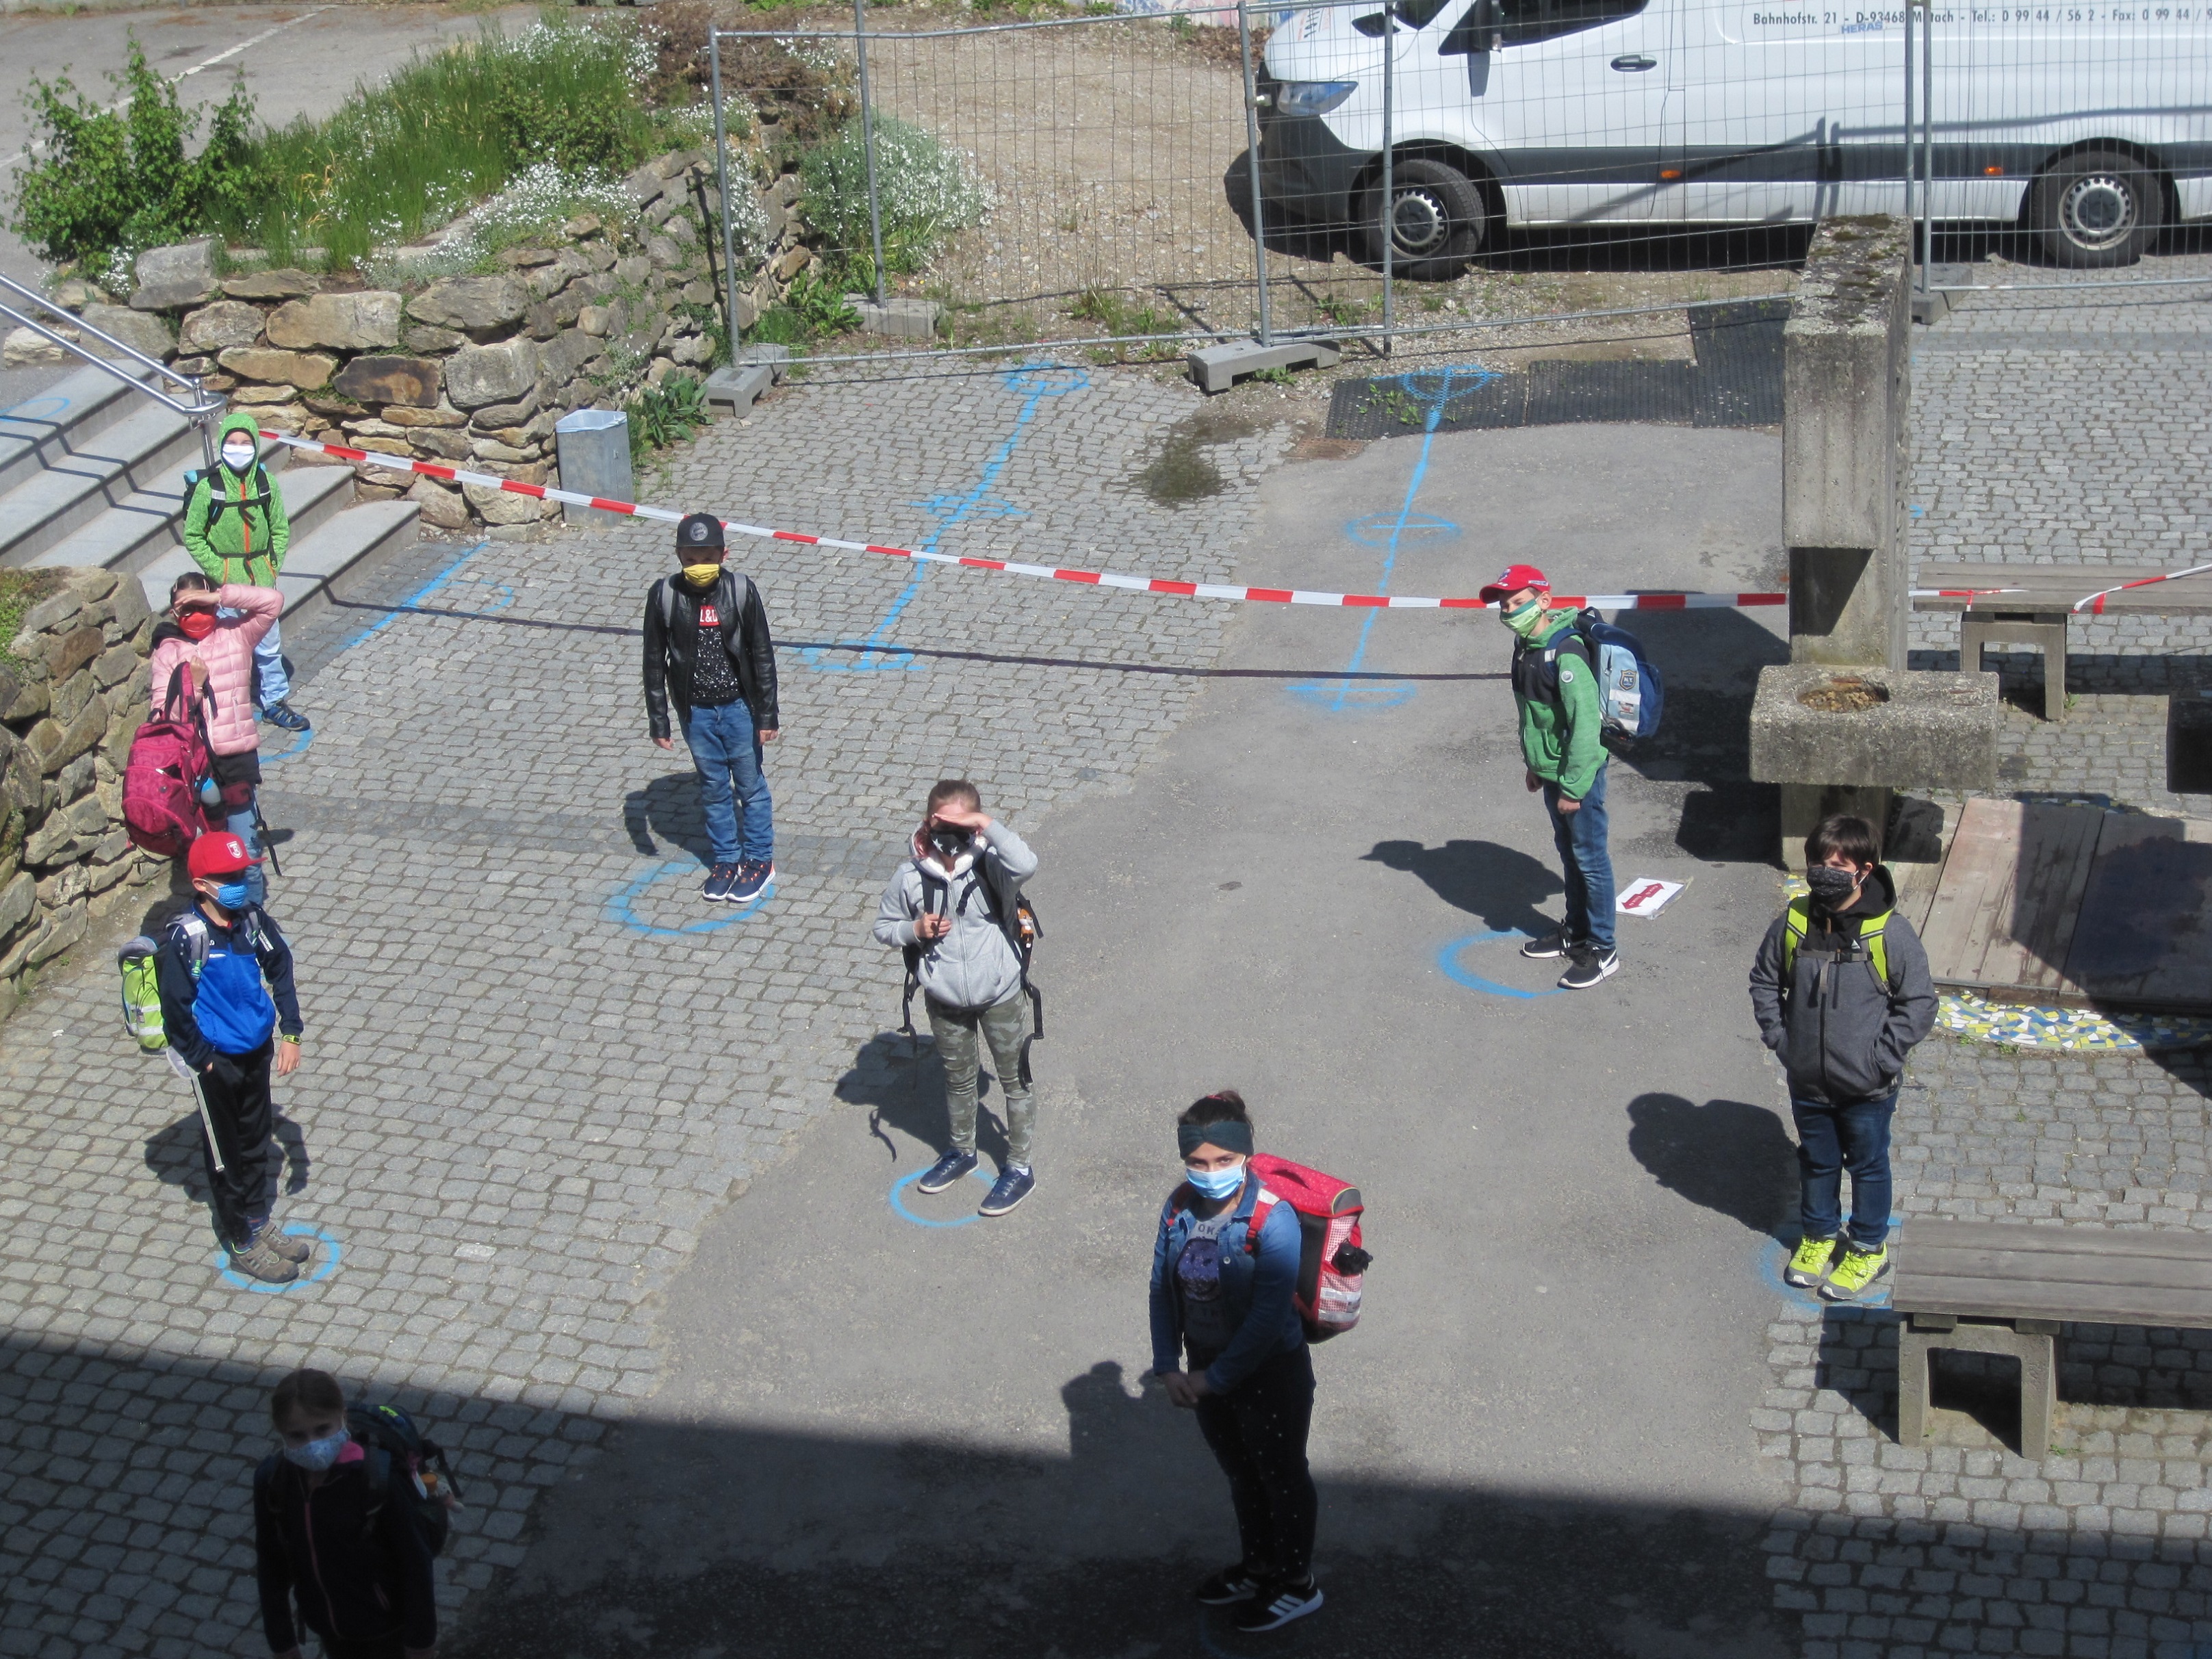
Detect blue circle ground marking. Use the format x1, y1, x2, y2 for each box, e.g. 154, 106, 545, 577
1437, 931, 1565, 1000
0, 395, 70, 425
213, 1224, 339, 1294
888, 1164, 996, 1228
257, 723, 315, 768
606, 859, 779, 937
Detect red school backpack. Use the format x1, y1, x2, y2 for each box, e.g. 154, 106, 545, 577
122, 677, 211, 858
1245, 1154, 1372, 1341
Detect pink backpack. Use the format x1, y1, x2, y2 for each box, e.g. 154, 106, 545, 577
123, 680, 211, 858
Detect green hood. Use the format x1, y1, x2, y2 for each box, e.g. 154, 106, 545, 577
215, 411, 262, 454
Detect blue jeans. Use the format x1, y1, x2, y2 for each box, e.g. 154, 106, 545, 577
224, 795, 267, 906
1792, 1091, 1896, 1249
1542, 762, 1615, 952
680, 699, 773, 866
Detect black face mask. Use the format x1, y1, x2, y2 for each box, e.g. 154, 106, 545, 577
1805, 864, 1861, 908
928, 827, 973, 863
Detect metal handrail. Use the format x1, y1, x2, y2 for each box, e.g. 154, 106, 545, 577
0, 272, 224, 468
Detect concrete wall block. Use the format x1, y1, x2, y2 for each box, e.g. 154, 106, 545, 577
1749, 665, 2000, 791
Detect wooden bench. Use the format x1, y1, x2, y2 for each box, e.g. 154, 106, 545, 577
1913, 562, 2212, 722
1892, 1219, 2212, 1459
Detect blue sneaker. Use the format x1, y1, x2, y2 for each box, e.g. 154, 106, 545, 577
259, 702, 311, 732
978, 1164, 1034, 1218
729, 859, 773, 903
915, 1149, 977, 1195
702, 863, 738, 902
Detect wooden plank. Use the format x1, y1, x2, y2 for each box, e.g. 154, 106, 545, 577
1920, 797, 2017, 985
1914, 563, 2212, 615
1889, 799, 1960, 935
1995, 803, 2105, 998
1890, 1272, 2212, 1328
1907, 1248, 2212, 1293
1905, 1219, 2212, 1261
2062, 814, 2212, 1012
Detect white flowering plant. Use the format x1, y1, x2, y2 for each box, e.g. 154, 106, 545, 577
799, 115, 991, 272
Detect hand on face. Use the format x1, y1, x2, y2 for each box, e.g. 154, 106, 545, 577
928, 803, 990, 834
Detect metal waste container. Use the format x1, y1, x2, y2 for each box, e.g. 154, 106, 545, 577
554, 408, 632, 526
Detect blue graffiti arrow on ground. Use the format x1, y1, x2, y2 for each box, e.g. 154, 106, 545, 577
1291, 364, 1497, 712
803, 365, 1090, 673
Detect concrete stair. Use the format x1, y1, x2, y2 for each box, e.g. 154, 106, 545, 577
0, 359, 419, 624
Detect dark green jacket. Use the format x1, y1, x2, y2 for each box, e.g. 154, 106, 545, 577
183, 411, 290, 586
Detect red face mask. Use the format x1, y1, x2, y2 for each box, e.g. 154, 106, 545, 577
175, 609, 217, 641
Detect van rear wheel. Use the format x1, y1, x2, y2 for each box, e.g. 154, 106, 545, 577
2027, 149, 2160, 268
1362, 158, 1487, 282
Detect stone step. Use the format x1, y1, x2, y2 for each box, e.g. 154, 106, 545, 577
0, 400, 205, 568
0, 360, 168, 502
32, 454, 352, 580
139, 499, 422, 620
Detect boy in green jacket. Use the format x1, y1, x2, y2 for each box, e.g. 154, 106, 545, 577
1482, 563, 1618, 990
185, 413, 307, 732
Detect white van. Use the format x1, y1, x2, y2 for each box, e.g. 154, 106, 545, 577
1257, 0, 2211, 275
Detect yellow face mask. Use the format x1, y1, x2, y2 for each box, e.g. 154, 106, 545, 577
682, 563, 722, 588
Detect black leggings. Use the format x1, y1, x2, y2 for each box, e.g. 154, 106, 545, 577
1193, 1344, 1317, 1583
197, 1041, 274, 1245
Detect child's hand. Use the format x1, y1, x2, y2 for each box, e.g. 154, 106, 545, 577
274, 1040, 300, 1078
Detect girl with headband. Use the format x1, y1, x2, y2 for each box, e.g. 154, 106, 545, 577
1146, 1090, 1323, 1634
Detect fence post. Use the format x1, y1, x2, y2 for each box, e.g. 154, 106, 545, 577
708, 29, 745, 361
1917, 0, 1933, 290
855, 0, 890, 310
1380, 0, 1396, 357
1237, 0, 1272, 346
1901, 0, 1914, 286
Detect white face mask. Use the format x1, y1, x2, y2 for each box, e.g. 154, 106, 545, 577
221, 443, 255, 473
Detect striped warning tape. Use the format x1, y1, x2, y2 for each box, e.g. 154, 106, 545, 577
259, 428, 1788, 613
1913, 564, 2212, 613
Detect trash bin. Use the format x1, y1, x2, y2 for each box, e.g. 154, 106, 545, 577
554, 408, 632, 527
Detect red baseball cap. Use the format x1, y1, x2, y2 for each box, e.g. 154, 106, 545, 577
187, 831, 257, 879
1478, 563, 1551, 605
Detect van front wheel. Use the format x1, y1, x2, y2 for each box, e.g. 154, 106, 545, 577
1363, 159, 1487, 281
2027, 150, 2161, 268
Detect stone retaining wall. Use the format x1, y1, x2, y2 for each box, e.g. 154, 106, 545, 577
0, 568, 163, 1016
6, 147, 812, 531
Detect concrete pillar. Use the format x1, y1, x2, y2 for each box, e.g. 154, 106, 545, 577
1782, 216, 1912, 672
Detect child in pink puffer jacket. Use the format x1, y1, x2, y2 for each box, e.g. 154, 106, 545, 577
150, 574, 283, 903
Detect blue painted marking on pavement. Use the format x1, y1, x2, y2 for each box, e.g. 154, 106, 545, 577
607, 858, 778, 937
804, 364, 1089, 673
0, 394, 71, 425
1289, 365, 1493, 713
214, 1225, 339, 1294
256, 723, 315, 769
888, 1163, 996, 1228
1437, 930, 1564, 1000
333, 539, 495, 654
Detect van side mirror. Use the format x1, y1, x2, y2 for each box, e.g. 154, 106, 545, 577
1440, 0, 1502, 57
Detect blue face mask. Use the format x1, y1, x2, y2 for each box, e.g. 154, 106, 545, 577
213, 880, 252, 911
282, 1428, 348, 1472
1185, 1161, 1246, 1200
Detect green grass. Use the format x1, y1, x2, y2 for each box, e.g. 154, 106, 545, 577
0, 568, 65, 673
214, 18, 656, 271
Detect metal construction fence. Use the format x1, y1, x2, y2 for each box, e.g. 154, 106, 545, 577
702, 0, 2212, 368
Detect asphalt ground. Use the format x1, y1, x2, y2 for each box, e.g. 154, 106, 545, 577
445, 418, 1805, 1658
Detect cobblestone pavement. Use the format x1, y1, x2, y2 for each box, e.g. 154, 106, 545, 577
0, 359, 1287, 1657
1764, 259, 2212, 1658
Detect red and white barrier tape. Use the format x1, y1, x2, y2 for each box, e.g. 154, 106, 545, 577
2074, 561, 2212, 615
260, 428, 1788, 613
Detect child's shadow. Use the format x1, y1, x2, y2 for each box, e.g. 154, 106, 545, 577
144, 1107, 312, 1205
836, 1031, 1014, 1169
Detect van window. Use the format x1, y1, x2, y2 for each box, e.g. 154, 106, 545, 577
1443, 0, 1649, 48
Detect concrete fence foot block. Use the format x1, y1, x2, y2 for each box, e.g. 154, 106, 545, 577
1187, 337, 1342, 394
703, 363, 775, 415
846, 297, 942, 339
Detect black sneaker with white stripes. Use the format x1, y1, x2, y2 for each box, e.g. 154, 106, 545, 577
1192, 1564, 1260, 1605
1519, 927, 1574, 960
1233, 1578, 1324, 1633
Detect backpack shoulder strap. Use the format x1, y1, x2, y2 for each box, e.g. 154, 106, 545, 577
1858, 910, 1896, 990
657, 577, 676, 631
255, 1452, 281, 1513
1239, 1181, 1278, 1257
1781, 897, 1812, 975
170, 911, 211, 978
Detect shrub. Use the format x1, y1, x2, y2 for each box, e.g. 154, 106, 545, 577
11, 38, 258, 270
799, 114, 988, 270
626, 372, 711, 466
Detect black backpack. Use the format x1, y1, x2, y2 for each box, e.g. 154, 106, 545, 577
899, 857, 1044, 1085
256, 1402, 463, 1559
183, 464, 274, 530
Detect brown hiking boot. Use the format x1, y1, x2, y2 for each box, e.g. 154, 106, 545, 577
227, 1237, 300, 1285
250, 1220, 312, 1264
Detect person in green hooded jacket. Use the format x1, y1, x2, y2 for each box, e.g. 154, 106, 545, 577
1480, 563, 1618, 990
185, 413, 308, 732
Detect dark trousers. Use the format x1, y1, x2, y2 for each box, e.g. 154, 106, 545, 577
1193, 1344, 1317, 1584
198, 1042, 275, 1245
1792, 1090, 1897, 1249
316, 1635, 405, 1659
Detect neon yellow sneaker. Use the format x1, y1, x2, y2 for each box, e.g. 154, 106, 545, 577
1784, 1234, 1838, 1288
1820, 1244, 1891, 1302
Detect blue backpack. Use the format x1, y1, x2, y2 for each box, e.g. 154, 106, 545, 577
1549, 609, 1664, 748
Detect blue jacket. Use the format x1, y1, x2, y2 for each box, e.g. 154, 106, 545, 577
153, 903, 303, 1068
1148, 1174, 1306, 1393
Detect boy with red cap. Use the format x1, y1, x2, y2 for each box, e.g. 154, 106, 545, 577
156, 830, 308, 1284
1478, 563, 1619, 990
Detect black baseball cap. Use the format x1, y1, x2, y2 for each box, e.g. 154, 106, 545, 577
676, 513, 725, 554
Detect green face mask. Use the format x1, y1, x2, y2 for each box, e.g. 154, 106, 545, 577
1501, 597, 1549, 639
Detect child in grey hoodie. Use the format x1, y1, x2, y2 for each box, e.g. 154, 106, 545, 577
1749, 813, 1937, 1302
874, 780, 1041, 1217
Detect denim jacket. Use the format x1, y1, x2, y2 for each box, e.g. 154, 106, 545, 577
1148, 1174, 1306, 1393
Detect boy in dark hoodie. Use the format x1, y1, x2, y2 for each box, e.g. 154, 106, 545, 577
1749, 814, 1936, 1302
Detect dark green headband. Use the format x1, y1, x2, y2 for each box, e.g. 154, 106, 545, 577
1178, 1118, 1253, 1157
